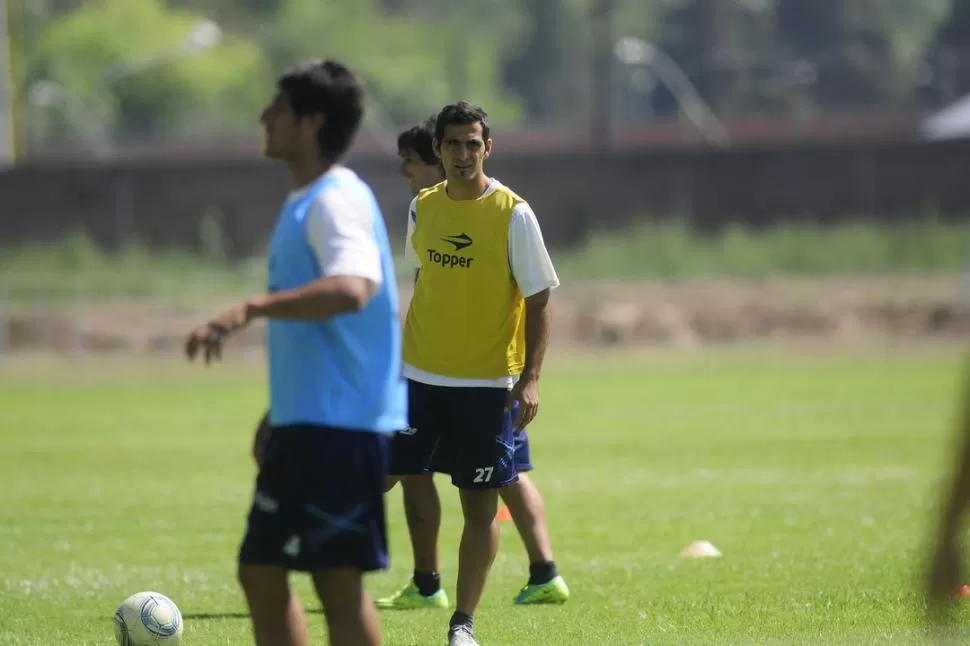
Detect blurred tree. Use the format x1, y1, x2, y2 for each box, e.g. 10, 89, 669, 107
27, 0, 270, 147
923, 0, 970, 105
651, 0, 776, 118
501, 0, 568, 123
24, 0, 84, 17
654, 0, 725, 115
729, 0, 786, 114
262, 0, 523, 134
774, 0, 900, 108
375, 0, 527, 44
883, 0, 948, 70
167, 0, 284, 31
380, 0, 609, 126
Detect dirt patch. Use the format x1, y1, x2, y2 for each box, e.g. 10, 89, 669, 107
3, 274, 969, 355
560, 275, 970, 347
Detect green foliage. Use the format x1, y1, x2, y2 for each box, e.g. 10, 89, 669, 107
502, 0, 600, 123
167, 0, 284, 25
883, 0, 949, 75
3, 219, 969, 307
923, 0, 970, 103
651, 0, 782, 117
774, 0, 899, 106
262, 0, 522, 130
0, 231, 263, 305
649, 0, 945, 115
930, 0, 970, 52
17, 0, 966, 142
27, 0, 271, 142
552, 217, 970, 281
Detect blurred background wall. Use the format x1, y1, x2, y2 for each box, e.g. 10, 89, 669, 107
3, 0, 970, 354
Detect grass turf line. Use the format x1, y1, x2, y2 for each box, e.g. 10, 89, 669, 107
2, 218, 969, 305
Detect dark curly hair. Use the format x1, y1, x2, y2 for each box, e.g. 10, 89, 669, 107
277, 59, 365, 159
397, 114, 437, 165
434, 101, 490, 142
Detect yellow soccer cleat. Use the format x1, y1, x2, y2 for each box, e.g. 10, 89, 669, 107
513, 575, 570, 605
375, 581, 449, 610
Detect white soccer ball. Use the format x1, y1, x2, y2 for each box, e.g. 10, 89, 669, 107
113, 591, 183, 645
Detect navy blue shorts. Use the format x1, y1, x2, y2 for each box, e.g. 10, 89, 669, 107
429, 427, 533, 474
238, 425, 389, 573
389, 380, 520, 490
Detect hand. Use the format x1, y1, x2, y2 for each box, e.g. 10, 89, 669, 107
252, 412, 272, 467
506, 375, 539, 431
185, 302, 252, 365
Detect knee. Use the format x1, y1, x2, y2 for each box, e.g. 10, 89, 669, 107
237, 563, 259, 593
401, 473, 436, 495
460, 490, 499, 528
312, 568, 364, 610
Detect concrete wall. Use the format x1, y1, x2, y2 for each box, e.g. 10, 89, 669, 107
3, 138, 970, 258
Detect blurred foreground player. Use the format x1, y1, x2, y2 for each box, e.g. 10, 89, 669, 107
385, 101, 561, 646
928, 369, 970, 629
184, 59, 406, 646
376, 116, 570, 611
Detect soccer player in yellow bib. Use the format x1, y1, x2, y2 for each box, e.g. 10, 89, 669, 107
377, 116, 570, 617
385, 102, 563, 646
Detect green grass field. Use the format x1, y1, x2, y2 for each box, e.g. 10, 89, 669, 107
2, 346, 970, 645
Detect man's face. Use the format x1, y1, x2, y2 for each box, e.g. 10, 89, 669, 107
398, 149, 443, 196
434, 122, 491, 184
259, 91, 321, 161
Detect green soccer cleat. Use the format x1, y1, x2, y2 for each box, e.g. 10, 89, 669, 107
375, 581, 449, 610
513, 575, 570, 605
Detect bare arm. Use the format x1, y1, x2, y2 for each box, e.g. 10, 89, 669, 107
507, 288, 552, 430
246, 276, 373, 321
186, 188, 381, 363
405, 198, 420, 286
522, 289, 551, 381
938, 373, 970, 538
248, 185, 384, 322
505, 202, 560, 429
509, 203, 558, 382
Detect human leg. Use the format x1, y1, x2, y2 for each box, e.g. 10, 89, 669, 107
446, 387, 520, 644
378, 380, 450, 610
500, 430, 553, 564
238, 565, 309, 646
501, 474, 553, 563
500, 430, 570, 604
302, 427, 390, 644
312, 568, 381, 646
240, 425, 390, 645
403, 474, 442, 575
237, 426, 313, 645
455, 488, 501, 616
375, 472, 450, 610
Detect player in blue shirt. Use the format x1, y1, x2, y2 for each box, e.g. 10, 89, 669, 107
185, 59, 406, 646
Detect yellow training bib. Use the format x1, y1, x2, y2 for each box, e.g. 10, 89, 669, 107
403, 181, 526, 379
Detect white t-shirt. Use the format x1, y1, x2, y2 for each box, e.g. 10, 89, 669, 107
287, 167, 383, 294
402, 178, 560, 389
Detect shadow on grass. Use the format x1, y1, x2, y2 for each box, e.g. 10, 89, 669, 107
181, 608, 324, 620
